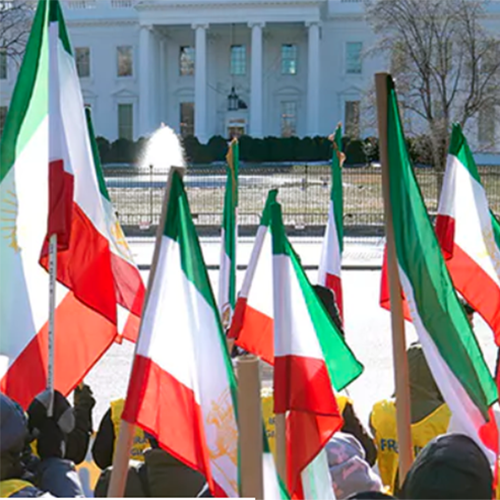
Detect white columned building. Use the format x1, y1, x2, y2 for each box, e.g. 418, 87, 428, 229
306, 21, 320, 137
139, 24, 153, 137
193, 23, 208, 144
249, 22, 264, 138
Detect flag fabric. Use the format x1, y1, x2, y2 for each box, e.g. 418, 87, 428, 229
382, 75, 499, 466
0, 0, 122, 409
263, 426, 290, 500
219, 138, 239, 331
436, 123, 500, 345
85, 108, 145, 342
228, 189, 276, 364
271, 201, 363, 498
318, 124, 345, 321
122, 170, 239, 498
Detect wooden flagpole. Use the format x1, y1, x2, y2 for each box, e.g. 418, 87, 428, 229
47, 233, 57, 417
375, 72, 413, 488
107, 166, 185, 498
275, 413, 286, 485
236, 354, 264, 499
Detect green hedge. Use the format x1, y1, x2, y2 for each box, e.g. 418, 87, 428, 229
95, 134, 435, 166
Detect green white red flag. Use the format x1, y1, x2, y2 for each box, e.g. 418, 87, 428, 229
219, 138, 239, 330
270, 201, 363, 498
122, 170, 239, 498
228, 189, 276, 364
318, 124, 345, 320
84, 108, 144, 342
0, 0, 142, 409
436, 123, 500, 344
382, 75, 498, 467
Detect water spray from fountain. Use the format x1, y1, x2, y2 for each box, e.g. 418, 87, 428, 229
139, 123, 187, 174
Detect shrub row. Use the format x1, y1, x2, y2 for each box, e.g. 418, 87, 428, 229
96, 134, 434, 166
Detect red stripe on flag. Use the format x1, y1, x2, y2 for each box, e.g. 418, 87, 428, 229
110, 252, 145, 317
230, 297, 274, 364
41, 203, 117, 325
435, 214, 456, 260
47, 159, 74, 250
275, 354, 343, 497
324, 272, 343, 321
380, 245, 412, 321
0, 291, 116, 410
444, 244, 500, 345
122, 355, 227, 497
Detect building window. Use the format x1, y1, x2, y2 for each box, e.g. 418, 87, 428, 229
346, 42, 363, 75
230, 45, 246, 76
281, 101, 297, 137
0, 106, 7, 137
478, 108, 495, 146
118, 103, 133, 140
345, 100, 360, 138
281, 44, 297, 75
180, 46, 195, 76
117, 46, 133, 77
0, 51, 7, 80
75, 47, 90, 78
180, 102, 194, 137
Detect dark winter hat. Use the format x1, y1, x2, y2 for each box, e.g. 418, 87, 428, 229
312, 284, 343, 335
347, 491, 396, 500
400, 433, 492, 499
0, 393, 28, 454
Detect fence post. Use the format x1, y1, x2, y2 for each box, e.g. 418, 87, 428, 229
149, 163, 153, 225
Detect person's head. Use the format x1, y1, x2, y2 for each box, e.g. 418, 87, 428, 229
347, 493, 395, 499
459, 297, 475, 327
0, 393, 28, 480
400, 433, 493, 499
326, 432, 383, 500
406, 342, 443, 401
313, 285, 343, 336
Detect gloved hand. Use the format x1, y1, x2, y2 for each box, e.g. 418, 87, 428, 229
73, 383, 95, 411
28, 390, 75, 460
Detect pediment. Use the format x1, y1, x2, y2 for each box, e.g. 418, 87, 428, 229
111, 88, 138, 98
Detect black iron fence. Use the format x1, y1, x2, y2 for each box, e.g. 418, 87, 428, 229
103, 163, 500, 239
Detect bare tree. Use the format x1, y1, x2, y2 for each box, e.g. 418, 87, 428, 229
366, 0, 500, 171
0, 1, 34, 64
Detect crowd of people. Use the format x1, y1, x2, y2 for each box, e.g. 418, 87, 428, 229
0, 289, 494, 499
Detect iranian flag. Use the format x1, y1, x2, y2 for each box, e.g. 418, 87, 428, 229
263, 427, 290, 500
436, 123, 500, 345
382, 75, 498, 466
122, 169, 239, 498
218, 138, 239, 330
85, 108, 145, 342
318, 124, 345, 320
0, 0, 133, 409
271, 201, 363, 498
228, 189, 277, 364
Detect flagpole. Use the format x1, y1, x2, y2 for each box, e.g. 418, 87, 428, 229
47, 233, 57, 417
236, 354, 264, 499
275, 412, 286, 485
108, 166, 186, 498
375, 72, 413, 488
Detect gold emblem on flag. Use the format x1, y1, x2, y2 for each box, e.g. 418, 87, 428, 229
206, 388, 238, 492
221, 303, 232, 332
478, 227, 500, 275
110, 217, 133, 260
1, 188, 20, 252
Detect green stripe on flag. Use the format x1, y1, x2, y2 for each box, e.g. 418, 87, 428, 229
332, 125, 344, 253
449, 124, 481, 185
0, 0, 48, 182
259, 189, 278, 227
386, 75, 497, 418
270, 201, 363, 390
49, 0, 72, 56
222, 139, 239, 308
85, 108, 110, 201
163, 170, 238, 410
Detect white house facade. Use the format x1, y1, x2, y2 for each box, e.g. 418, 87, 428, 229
0, 0, 499, 155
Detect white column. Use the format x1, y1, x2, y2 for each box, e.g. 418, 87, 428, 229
306, 22, 320, 137
193, 23, 208, 144
139, 25, 152, 137
249, 22, 265, 138
159, 37, 167, 125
